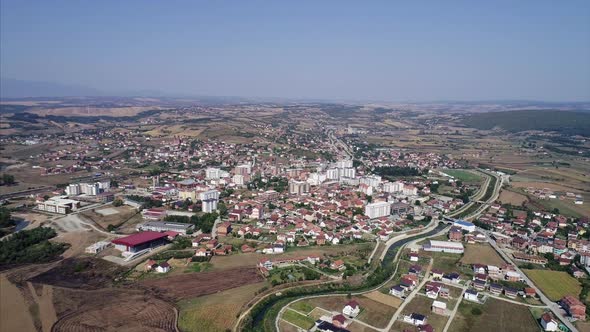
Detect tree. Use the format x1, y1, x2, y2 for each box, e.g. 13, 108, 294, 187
0, 174, 16, 186
112, 199, 123, 207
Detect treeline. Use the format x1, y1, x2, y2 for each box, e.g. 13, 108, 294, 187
373, 166, 421, 177
125, 195, 163, 208
163, 212, 218, 233
0, 227, 69, 265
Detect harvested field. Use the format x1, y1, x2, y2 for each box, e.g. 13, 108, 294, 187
449, 298, 538, 332
523, 269, 581, 301
178, 281, 267, 332
460, 244, 506, 266
141, 266, 264, 300
498, 189, 528, 206
95, 207, 119, 216
355, 295, 398, 328
362, 290, 402, 308
30, 257, 126, 289
52, 288, 176, 332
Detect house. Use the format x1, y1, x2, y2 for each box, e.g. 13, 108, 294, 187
431, 269, 444, 279
473, 279, 486, 291
464, 289, 479, 302
442, 272, 461, 284
155, 262, 170, 273
400, 276, 417, 290
390, 285, 406, 298
409, 253, 419, 262
342, 300, 360, 317
505, 271, 521, 282
504, 287, 518, 299
431, 300, 447, 315
561, 295, 586, 320
332, 314, 347, 328
403, 313, 427, 326
540, 312, 559, 331
409, 264, 422, 276
331, 259, 346, 271
217, 222, 232, 236
524, 288, 536, 298
489, 283, 502, 295
194, 248, 209, 257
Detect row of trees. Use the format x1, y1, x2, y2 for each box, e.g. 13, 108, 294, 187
163, 212, 219, 233
373, 166, 422, 177
0, 227, 69, 265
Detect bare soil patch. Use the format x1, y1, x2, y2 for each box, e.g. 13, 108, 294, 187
30, 257, 126, 289
141, 266, 264, 300
52, 287, 176, 332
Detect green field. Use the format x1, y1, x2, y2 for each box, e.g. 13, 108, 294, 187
449, 298, 539, 332
523, 269, 581, 301
289, 301, 315, 314
282, 309, 315, 329
442, 169, 482, 182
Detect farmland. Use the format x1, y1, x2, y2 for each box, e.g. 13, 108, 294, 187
140, 266, 264, 300
391, 296, 449, 332
178, 281, 267, 332
523, 269, 581, 301
281, 309, 316, 330
460, 244, 506, 266
448, 298, 539, 332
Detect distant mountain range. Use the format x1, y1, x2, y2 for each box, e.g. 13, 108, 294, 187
0, 78, 103, 98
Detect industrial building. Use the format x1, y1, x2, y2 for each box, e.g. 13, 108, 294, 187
137, 221, 195, 234
112, 231, 168, 253
423, 240, 465, 254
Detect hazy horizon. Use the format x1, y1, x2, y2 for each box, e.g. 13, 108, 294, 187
2, 1, 590, 101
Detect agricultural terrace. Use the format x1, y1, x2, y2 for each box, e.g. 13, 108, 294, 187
448, 298, 539, 332
523, 269, 582, 301
459, 244, 506, 266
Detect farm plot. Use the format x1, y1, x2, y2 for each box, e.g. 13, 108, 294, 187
448, 298, 538, 332
178, 281, 267, 332
140, 266, 264, 300
52, 288, 176, 332
523, 269, 581, 301
460, 244, 506, 266
282, 309, 316, 330
354, 295, 398, 328
498, 189, 529, 206
391, 296, 448, 332
442, 169, 483, 183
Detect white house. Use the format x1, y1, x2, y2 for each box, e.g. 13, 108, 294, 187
155, 262, 170, 273
540, 312, 558, 331
464, 289, 479, 302
342, 300, 360, 317
403, 313, 427, 326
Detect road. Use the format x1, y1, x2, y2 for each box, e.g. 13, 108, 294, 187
486, 232, 578, 332
442, 283, 469, 332
272, 224, 451, 332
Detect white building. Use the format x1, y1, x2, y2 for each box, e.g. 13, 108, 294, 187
540, 312, 559, 331
85, 241, 110, 254
200, 189, 220, 213
463, 289, 479, 302
326, 168, 339, 180
65, 184, 81, 196
365, 201, 391, 219
307, 172, 327, 186
339, 167, 356, 179
289, 180, 310, 195
453, 220, 476, 233
360, 175, 382, 188
205, 168, 229, 180
335, 159, 353, 169
37, 196, 81, 214
402, 185, 418, 196
383, 181, 404, 193
423, 240, 464, 254
232, 174, 245, 186
342, 300, 360, 317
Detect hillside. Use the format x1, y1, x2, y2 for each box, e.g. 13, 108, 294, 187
462, 110, 590, 136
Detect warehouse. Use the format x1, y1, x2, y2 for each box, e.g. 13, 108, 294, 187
111, 231, 168, 253
137, 221, 194, 235
423, 240, 464, 254
453, 220, 476, 232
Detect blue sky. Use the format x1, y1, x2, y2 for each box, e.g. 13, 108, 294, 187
1, 1, 589, 101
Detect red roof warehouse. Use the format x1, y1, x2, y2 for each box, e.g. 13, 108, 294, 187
112, 231, 168, 253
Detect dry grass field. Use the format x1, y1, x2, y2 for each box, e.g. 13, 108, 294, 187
460, 244, 506, 266
178, 281, 267, 332
354, 295, 398, 328
523, 269, 581, 301
448, 298, 539, 332
498, 189, 528, 206
363, 290, 402, 308
391, 295, 449, 332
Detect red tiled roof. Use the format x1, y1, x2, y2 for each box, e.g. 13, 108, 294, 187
112, 231, 167, 247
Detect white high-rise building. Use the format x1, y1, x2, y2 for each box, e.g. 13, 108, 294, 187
326, 168, 339, 180
383, 181, 404, 193
335, 159, 353, 169
365, 201, 391, 219
307, 172, 327, 186
200, 189, 220, 213
65, 184, 81, 196
339, 167, 356, 179
232, 174, 245, 186
289, 180, 310, 195
205, 168, 221, 180
360, 175, 381, 188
